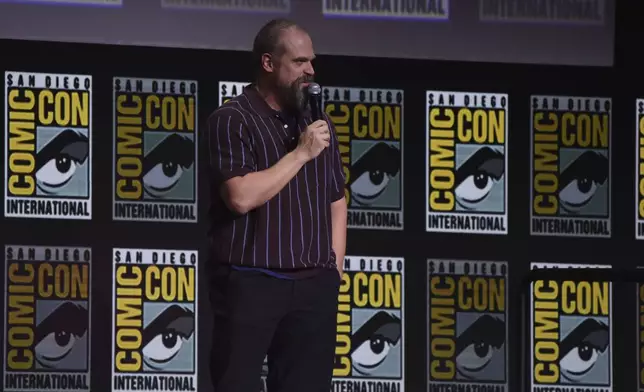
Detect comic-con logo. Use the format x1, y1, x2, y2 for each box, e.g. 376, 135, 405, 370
113, 78, 197, 223
530, 95, 611, 238
112, 248, 197, 392
333, 256, 404, 391
218, 81, 248, 107
323, 0, 448, 19
530, 262, 612, 392
426, 91, 508, 235
4, 71, 92, 220
324, 87, 404, 230
427, 259, 508, 391
636, 99, 644, 239
4, 245, 91, 392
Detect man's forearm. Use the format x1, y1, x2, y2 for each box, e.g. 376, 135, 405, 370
331, 197, 347, 274
221, 150, 307, 214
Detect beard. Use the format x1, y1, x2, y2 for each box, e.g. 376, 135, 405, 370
276, 75, 313, 114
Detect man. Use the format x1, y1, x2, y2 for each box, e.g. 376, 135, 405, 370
205, 18, 348, 392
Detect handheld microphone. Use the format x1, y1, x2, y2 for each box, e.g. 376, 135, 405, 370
307, 83, 322, 121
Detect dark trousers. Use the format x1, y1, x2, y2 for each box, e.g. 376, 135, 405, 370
209, 265, 340, 392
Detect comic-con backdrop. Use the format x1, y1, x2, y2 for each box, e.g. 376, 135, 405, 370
0, 30, 642, 392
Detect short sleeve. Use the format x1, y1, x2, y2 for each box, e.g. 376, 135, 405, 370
325, 114, 347, 203
207, 108, 256, 187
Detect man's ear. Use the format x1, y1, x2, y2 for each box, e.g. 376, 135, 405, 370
261, 53, 274, 73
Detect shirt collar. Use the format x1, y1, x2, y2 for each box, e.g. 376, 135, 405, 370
243, 84, 312, 121
243, 84, 278, 118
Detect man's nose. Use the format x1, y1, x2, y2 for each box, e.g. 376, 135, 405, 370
305, 62, 315, 76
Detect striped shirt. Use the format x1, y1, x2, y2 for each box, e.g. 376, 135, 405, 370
205, 84, 345, 274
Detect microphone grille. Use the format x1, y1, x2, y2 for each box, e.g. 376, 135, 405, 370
307, 83, 321, 95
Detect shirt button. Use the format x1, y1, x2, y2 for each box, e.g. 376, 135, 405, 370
284, 124, 288, 128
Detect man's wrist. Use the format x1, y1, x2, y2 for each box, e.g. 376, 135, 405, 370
290, 147, 309, 166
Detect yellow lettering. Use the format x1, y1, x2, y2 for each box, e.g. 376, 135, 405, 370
639, 116, 644, 219
429, 276, 455, 380
6, 262, 36, 370
38, 90, 89, 127
37, 263, 89, 299
115, 94, 143, 200
457, 277, 505, 312
352, 104, 400, 140
352, 272, 401, 308
326, 104, 351, 205
334, 272, 351, 377
428, 108, 455, 212
7, 89, 36, 196
532, 113, 559, 215
145, 95, 195, 132
456, 109, 505, 144
561, 113, 609, 148
533, 277, 559, 384
561, 281, 609, 316
144, 266, 195, 302
114, 265, 143, 372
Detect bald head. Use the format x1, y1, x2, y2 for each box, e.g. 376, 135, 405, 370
252, 18, 308, 74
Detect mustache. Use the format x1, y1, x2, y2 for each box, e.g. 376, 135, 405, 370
294, 76, 314, 86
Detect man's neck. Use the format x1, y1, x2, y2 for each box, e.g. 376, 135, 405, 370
254, 81, 283, 112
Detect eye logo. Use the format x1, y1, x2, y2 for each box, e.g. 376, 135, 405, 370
4, 71, 92, 220
350, 142, 401, 206
140, 304, 195, 370
323, 87, 404, 231
112, 77, 198, 223
36, 129, 89, 192
530, 95, 611, 238
4, 245, 92, 392
218, 81, 249, 107
426, 91, 508, 235
350, 311, 401, 375
453, 147, 504, 209
333, 256, 404, 391
112, 248, 197, 392
142, 133, 195, 198
427, 259, 508, 391
530, 262, 612, 391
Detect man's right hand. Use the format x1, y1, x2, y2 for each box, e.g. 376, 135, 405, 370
295, 119, 330, 162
